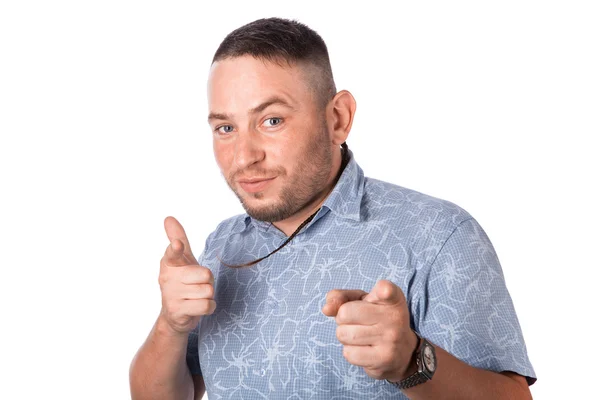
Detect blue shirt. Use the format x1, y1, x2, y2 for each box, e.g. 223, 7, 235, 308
187, 151, 536, 399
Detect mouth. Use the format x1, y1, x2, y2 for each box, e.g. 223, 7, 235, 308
237, 177, 276, 194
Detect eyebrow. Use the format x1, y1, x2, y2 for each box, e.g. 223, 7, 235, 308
207, 96, 295, 122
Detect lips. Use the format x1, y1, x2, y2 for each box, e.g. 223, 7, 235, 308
237, 177, 276, 193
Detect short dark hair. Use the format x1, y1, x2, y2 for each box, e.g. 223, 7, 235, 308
213, 17, 337, 107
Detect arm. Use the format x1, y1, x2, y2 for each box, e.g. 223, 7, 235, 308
323, 219, 535, 399
129, 316, 201, 400
323, 281, 531, 400
324, 283, 532, 399
403, 333, 531, 399
130, 217, 215, 400
407, 217, 536, 398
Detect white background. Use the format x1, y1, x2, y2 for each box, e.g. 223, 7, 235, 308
1, 1, 598, 399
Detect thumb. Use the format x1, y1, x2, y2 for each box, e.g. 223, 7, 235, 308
164, 216, 196, 260
362, 280, 405, 306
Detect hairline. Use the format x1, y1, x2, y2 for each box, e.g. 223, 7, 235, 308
211, 54, 335, 109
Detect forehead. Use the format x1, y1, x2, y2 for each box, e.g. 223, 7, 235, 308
207, 56, 313, 112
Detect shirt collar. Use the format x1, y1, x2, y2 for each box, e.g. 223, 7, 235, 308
232, 148, 364, 234
320, 148, 363, 222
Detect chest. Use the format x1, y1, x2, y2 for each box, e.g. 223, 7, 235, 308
197, 246, 415, 398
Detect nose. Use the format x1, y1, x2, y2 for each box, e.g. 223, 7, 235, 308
234, 128, 265, 170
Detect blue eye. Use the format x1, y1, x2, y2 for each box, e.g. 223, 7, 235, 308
216, 125, 234, 134
263, 117, 282, 127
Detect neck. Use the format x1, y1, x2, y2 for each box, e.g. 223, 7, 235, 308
273, 148, 347, 236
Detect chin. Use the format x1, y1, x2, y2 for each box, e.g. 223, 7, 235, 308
240, 193, 271, 210
242, 199, 293, 223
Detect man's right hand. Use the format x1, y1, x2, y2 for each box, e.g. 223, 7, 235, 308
158, 216, 216, 335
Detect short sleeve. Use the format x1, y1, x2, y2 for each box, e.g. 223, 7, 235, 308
416, 218, 536, 384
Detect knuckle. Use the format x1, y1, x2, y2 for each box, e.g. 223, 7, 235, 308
380, 348, 396, 365
342, 346, 351, 360
204, 284, 215, 299
206, 268, 214, 282
198, 267, 211, 282
209, 300, 217, 314
336, 303, 353, 323
197, 299, 210, 314
336, 304, 348, 321
158, 272, 168, 286
202, 299, 216, 315
384, 328, 400, 344
336, 326, 345, 342
326, 289, 342, 302
165, 303, 178, 316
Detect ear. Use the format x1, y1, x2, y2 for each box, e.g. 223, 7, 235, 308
327, 90, 356, 145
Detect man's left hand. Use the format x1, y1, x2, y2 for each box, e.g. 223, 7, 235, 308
322, 280, 419, 382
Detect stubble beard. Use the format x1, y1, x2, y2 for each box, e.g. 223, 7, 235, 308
226, 124, 333, 223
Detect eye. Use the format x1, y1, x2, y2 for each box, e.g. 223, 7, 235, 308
263, 117, 282, 127
215, 125, 234, 135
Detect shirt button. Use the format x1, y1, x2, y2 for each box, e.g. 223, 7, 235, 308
260, 368, 266, 376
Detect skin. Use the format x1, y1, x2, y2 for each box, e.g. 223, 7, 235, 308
207, 56, 354, 236
322, 281, 533, 399
129, 56, 355, 400
129, 55, 532, 399
130, 217, 213, 400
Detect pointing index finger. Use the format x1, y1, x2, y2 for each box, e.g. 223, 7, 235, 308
362, 280, 405, 306
164, 216, 196, 260
164, 238, 196, 267
322, 289, 368, 317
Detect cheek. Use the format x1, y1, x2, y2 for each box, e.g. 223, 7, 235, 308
268, 145, 287, 166
267, 136, 301, 168
213, 141, 233, 174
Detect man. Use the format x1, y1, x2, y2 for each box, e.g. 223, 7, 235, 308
129, 17, 536, 399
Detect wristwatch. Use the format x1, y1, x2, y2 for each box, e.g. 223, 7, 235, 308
387, 331, 437, 390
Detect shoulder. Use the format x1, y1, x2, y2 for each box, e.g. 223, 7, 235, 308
196, 212, 248, 268
196, 213, 249, 278
362, 176, 473, 234
202, 213, 248, 251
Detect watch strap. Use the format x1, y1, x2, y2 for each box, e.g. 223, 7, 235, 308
391, 370, 430, 390
386, 332, 436, 390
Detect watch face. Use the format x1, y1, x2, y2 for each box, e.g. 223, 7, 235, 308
423, 345, 436, 372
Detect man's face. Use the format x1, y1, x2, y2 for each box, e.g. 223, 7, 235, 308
208, 56, 335, 222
